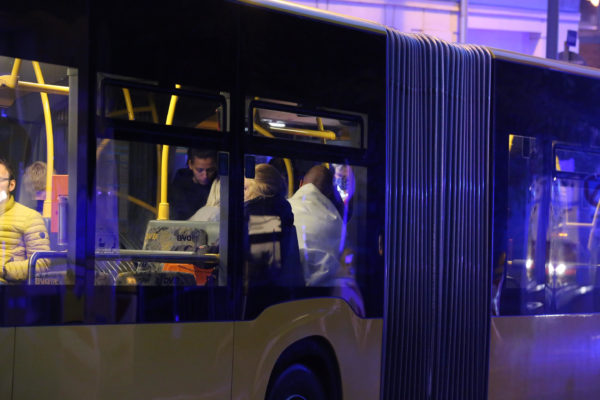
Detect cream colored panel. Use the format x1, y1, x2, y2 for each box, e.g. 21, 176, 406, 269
13, 323, 233, 400
232, 298, 383, 400
0, 328, 15, 400
489, 315, 600, 400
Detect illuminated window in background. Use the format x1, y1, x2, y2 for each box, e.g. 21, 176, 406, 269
498, 136, 600, 315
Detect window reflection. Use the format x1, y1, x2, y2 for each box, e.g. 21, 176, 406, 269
498, 136, 600, 314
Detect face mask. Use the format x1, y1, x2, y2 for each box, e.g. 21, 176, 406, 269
0, 190, 7, 203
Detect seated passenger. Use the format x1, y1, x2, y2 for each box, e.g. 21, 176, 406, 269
169, 148, 217, 220
288, 165, 343, 286
244, 163, 302, 287
0, 159, 49, 282
22, 161, 48, 213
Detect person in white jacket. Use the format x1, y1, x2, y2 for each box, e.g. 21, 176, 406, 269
288, 165, 343, 287
289, 164, 366, 316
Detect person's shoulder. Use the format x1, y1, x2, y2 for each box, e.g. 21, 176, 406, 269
172, 168, 192, 183
13, 201, 38, 214
13, 201, 44, 218
289, 184, 333, 209
12, 201, 47, 229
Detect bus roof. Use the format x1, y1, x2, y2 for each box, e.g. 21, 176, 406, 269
490, 47, 600, 79
236, 0, 387, 35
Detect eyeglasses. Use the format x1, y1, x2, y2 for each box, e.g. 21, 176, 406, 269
0, 177, 12, 182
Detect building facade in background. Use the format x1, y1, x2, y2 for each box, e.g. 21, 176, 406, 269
291, 0, 582, 59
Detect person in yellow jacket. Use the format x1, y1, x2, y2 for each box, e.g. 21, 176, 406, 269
0, 159, 49, 282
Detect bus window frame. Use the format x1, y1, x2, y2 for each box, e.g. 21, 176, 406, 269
86, 78, 235, 324
100, 77, 228, 133
241, 97, 385, 319
248, 99, 366, 149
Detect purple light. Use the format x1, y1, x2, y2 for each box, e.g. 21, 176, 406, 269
345, 253, 354, 264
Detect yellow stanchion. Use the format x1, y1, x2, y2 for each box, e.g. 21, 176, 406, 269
157, 84, 181, 220
11, 59, 21, 77
32, 61, 54, 218
122, 88, 135, 121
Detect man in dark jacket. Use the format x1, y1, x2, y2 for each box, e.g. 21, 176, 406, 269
169, 148, 217, 220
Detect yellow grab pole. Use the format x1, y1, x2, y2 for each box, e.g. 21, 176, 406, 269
156, 145, 162, 215
11, 59, 21, 77
283, 158, 294, 197
157, 84, 181, 220
316, 117, 330, 169
148, 95, 160, 124
122, 88, 135, 121
32, 61, 54, 218
149, 95, 162, 211
158, 145, 170, 220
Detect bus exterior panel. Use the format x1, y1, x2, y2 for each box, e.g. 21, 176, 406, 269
489, 52, 600, 398
11, 323, 233, 400
489, 314, 600, 399
0, 328, 14, 399
232, 298, 382, 400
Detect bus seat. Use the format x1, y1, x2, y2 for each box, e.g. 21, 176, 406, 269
116, 220, 214, 286
246, 215, 303, 288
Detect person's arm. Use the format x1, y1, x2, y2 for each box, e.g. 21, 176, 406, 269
3, 214, 50, 281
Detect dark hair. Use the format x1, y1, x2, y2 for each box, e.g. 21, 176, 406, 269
187, 148, 217, 163
0, 158, 15, 180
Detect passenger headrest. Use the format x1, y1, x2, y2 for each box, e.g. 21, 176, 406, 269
143, 220, 210, 252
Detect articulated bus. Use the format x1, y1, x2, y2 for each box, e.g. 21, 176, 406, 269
1, 1, 600, 399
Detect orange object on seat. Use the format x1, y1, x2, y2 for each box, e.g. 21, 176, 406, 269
163, 263, 213, 285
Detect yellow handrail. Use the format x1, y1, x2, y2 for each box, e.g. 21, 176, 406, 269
11, 59, 21, 76
268, 126, 336, 140
17, 81, 69, 96
105, 106, 153, 118
96, 188, 157, 214
157, 83, 181, 220
32, 61, 54, 218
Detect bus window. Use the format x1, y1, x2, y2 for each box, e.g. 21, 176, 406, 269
102, 80, 226, 132
94, 140, 228, 289
0, 56, 72, 286
250, 99, 365, 149
498, 135, 600, 315
242, 155, 379, 319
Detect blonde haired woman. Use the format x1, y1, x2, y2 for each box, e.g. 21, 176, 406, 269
243, 164, 303, 311
244, 163, 287, 202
